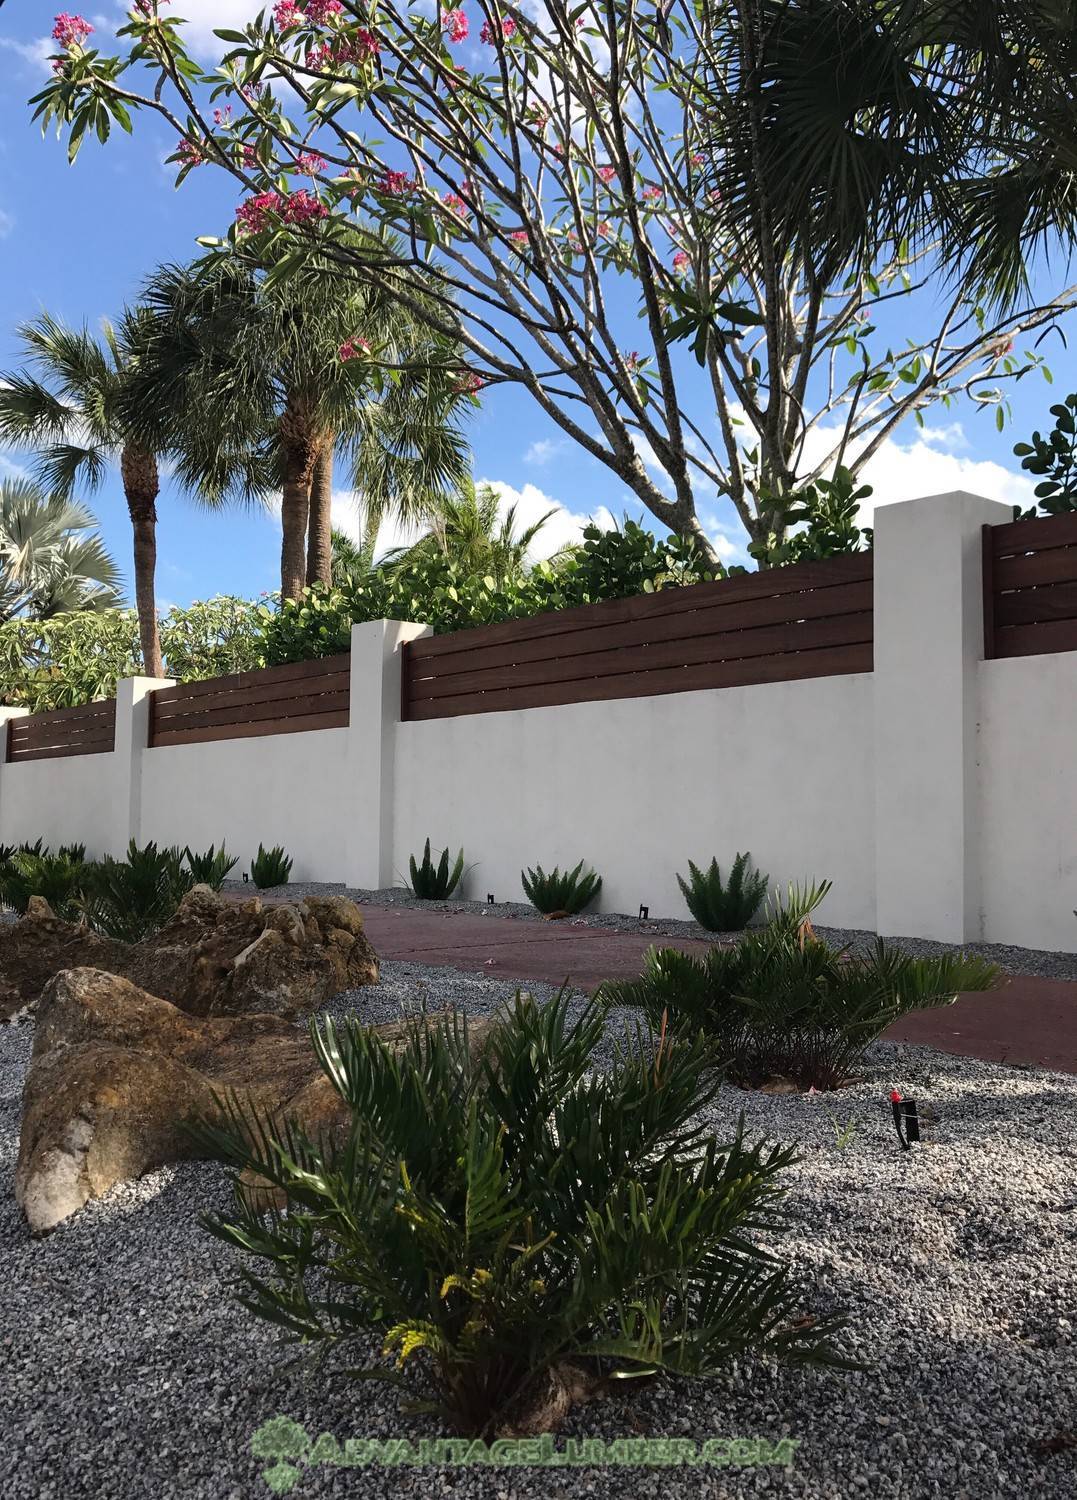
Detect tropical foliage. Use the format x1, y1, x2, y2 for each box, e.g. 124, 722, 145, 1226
0, 596, 263, 711
31, 1, 1077, 561
184, 843, 239, 890
521, 860, 602, 915
408, 839, 465, 900
1013, 394, 1077, 518
0, 845, 89, 922
80, 840, 194, 942
190, 990, 852, 1436
603, 885, 999, 1090
0, 479, 121, 622
677, 852, 770, 932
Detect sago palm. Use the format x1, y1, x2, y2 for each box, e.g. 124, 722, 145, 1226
0, 311, 169, 673
383, 478, 557, 585
0, 477, 121, 622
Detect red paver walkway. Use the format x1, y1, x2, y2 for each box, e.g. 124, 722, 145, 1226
355, 905, 1077, 1075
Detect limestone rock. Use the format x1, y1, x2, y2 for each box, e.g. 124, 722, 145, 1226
0, 884, 379, 1021
16, 966, 495, 1234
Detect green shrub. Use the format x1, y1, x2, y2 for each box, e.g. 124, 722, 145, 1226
250, 843, 292, 889
80, 839, 193, 942
184, 843, 239, 890
57, 842, 87, 864
521, 860, 602, 915
0, 849, 88, 920
190, 989, 852, 1437
677, 851, 769, 931
603, 884, 999, 1091
408, 838, 465, 900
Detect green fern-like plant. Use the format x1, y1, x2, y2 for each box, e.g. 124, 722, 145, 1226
250, 843, 292, 889
185, 843, 239, 890
603, 883, 998, 1091
521, 860, 602, 915
408, 838, 465, 899
79, 839, 194, 942
677, 851, 769, 930
0, 849, 89, 921
189, 989, 854, 1438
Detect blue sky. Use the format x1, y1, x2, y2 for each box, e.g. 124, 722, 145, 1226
0, 1, 1065, 609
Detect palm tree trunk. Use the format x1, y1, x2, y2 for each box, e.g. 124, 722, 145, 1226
120, 443, 163, 676
279, 396, 318, 600
306, 439, 334, 588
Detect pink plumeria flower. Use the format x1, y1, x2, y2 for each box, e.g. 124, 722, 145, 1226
442, 8, 469, 43
281, 188, 327, 223
339, 337, 371, 361
623, 350, 643, 373
305, 0, 343, 21
273, 0, 305, 30
380, 168, 415, 197
295, 151, 327, 173
177, 137, 205, 167
509, 229, 530, 247
596, 220, 611, 239
52, 12, 93, 47
452, 370, 484, 393
442, 191, 470, 218
642, 184, 662, 202
597, 165, 616, 184
479, 15, 516, 43
236, 191, 283, 234
672, 250, 690, 274
213, 106, 233, 127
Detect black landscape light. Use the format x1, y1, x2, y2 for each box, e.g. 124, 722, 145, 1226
639, 904, 649, 920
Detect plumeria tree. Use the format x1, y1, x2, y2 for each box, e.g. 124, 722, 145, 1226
32, 1, 1077, 563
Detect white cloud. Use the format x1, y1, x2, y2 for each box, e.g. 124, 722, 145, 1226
476, 479, 615, 560
523, 438, 567, 466
843, 431, 1034, 527
0, 36, 54, 74
171, 0, 262, 53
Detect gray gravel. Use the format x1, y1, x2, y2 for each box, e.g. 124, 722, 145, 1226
228, 879, 1077, 982
2, 960, 1076, 1499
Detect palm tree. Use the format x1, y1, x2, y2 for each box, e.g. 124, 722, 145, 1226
382, 479, 558, 586
0, 477, 121, 622
0, 312, 170, 673
131, 235, 474, 600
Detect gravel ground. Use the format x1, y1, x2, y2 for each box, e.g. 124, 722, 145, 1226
2, 961, 1076, 1500
225, 879, 1077, 982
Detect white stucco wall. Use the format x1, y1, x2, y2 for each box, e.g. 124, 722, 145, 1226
0, 752, 117, 857
139, 727, 349, 882
979, 652, 1077, 952
392, 673, 877, 928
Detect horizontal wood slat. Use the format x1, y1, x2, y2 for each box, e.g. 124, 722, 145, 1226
985, 511, 1077, 661
6, 699, 116, 763
149, 654, 350, 747
405, 554, 874, 719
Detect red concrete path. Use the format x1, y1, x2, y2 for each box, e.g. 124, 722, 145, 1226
356, 904, 1077, 1075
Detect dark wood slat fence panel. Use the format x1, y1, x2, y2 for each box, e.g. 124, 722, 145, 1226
985, 511, 1077, 661
404, 553, 874, 720
149, 652, 351, 748
6, 699, 116, 763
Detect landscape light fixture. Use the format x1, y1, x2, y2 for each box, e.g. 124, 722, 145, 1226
891, 1090, 936, 1149
487, 892, 495, 904
242, 872, 249, 884
639, 904, 649, 920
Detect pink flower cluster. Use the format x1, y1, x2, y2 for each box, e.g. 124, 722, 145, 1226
442, 191, 470, 218
442, 8, 469, 43
213, 106, 232, 126
236, 192, 283, 233
379, 169, 414, 197
623, 350, 643, 373
306, 0, 343, 21
273, 0, 304, 30
133, 0, 170, 14
597, 165, 616, 184
452, 370, 484, 394
339, 337, 371, 361
241, 143, 260, 168
177, 137, 205, 167
672, 250, 690, 274
295, 151, 327, 173
281, 188, 327, 224
642, 184, 662, 202
479, 15, 516, 43
52, 12, 93, 47
509, 229, 529, 246
308, 29, 379, 66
